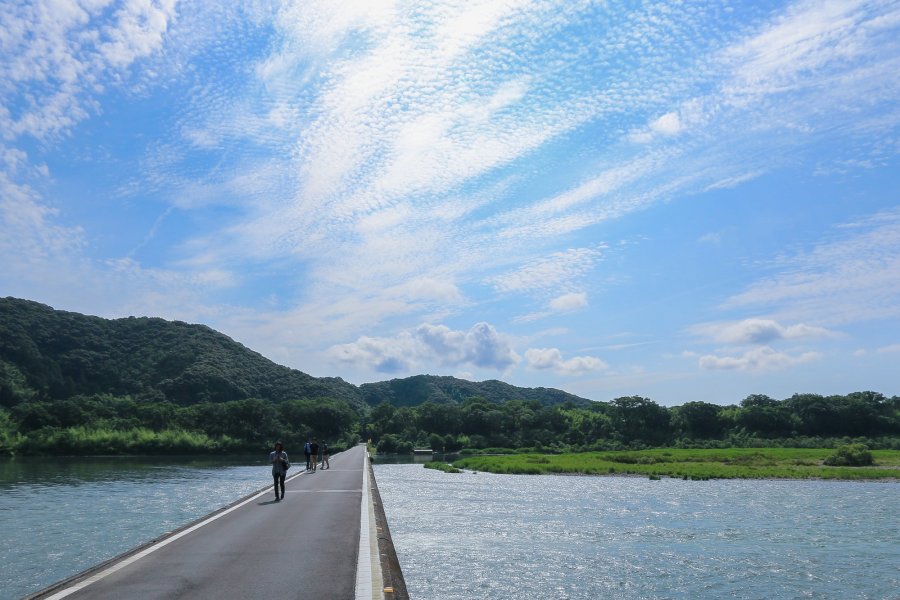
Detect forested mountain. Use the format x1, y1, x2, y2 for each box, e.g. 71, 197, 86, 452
0, 297, 365, 411
0, 298, 593, 411
359, 374, 592, 408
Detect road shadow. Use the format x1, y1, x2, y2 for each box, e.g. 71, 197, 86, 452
257, 499, 281, 505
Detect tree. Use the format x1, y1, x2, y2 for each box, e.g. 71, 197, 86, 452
281, 398, 357, 441
673, 401, 726, 439
461, 397, 501, 436
737, 395, 796, 437
415, 401, 462, 436
611, 396, 671, 445
222, 398, 277, 442
376, 434, 413, 454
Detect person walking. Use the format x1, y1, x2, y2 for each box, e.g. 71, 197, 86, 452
269, 441, 289, 502
321, 442, 330, 470
310, 438, 320, 471
304, 439, 312, 470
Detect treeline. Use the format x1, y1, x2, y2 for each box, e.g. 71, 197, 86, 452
3, 390, 898, 457
365, 392, 900, 453
0, 394, 359, 455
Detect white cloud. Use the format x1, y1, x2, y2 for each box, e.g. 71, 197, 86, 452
328, 322, 520, 374
699, 346, 822, 372
96, 0, 900, 339
722, 0, 895, 101
703, 171, 764, 192
693, 318, 836, 345
327, 333, 416, 374
877, 344, 900, 354
549, 291, 588, 312
697, 232, 721, 245
1, 0, 178, 142
101, 0, 177, 68
524, 347, 607, 376
650, 111, 682, 136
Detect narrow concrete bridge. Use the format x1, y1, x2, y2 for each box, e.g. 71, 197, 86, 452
29, 445, 407, 600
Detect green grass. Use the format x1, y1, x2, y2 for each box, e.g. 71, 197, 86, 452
424, 461, 462, 473
452, 448, 900, 480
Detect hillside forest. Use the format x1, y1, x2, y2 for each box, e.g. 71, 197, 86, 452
1, 298, 898, 455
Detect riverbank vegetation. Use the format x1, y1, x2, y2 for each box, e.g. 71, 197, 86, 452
451, 447, 900, 480
0, 395, 360, 455
7, 389, 896, 457
366, 393, 900, 455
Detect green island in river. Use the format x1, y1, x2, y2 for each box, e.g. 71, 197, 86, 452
449, 447, 900, 480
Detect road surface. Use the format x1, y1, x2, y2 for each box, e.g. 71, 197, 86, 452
35, 444, 376, 600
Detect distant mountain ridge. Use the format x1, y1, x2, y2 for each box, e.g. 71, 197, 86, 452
360, 375, 592, 408
0, 297, 594, 411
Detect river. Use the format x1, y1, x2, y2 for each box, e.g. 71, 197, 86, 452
373, 463, 899, 600
1, 457, 897, 599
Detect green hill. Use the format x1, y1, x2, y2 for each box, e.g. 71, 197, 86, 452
359, 374, 592, 408
0, 297, 594, 412
0, 297, 365, 411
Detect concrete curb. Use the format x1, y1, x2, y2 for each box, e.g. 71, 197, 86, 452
367, 456, 410, 600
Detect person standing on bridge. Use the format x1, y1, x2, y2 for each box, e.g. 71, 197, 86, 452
321, 442, 330, 470
310, 438, 320, 471
304, 439, 312, 470
270, 441, 290, 501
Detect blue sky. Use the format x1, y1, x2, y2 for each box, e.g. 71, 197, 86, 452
2, 0, 899, 406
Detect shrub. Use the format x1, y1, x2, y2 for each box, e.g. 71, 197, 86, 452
823, 443, 874, 466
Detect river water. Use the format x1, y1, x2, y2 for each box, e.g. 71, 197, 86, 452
1, 457, 897, 599
373, 464, 899, 600
0, 456, 269, 599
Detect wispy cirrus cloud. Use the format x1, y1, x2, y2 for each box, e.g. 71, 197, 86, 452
486, 248, 602, 294
2, 0, 898, 395
724, 208, 900, 325
103, 0, 900, 337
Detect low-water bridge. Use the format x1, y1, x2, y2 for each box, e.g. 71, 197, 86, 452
28, 444, 407, 600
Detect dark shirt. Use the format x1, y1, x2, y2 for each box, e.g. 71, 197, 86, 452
310, 442, 319, 455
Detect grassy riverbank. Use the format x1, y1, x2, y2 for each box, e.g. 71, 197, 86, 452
424, 460, 462, 473
452, 448, 900, 480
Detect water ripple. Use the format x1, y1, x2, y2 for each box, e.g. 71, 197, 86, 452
375, 465, 900, 600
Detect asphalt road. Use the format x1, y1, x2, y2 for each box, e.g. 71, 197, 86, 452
43, 445, 367, 600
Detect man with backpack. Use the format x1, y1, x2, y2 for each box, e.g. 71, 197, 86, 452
304, 439, 312, 470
